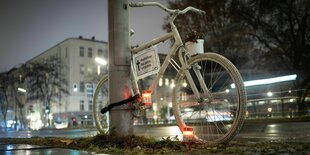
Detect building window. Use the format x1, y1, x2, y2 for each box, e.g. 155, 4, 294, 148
80, 47, 84, 57
80, 81, 85, 93
88, 100, 92, 111
80, 64, 85, 75
98, 49, 103, 56
103, 49, 108, 59
88, 48, 92, 58
65, 47, 69, 58
80, 100, 84, 111
65, 48, 68, 58
86, 84, 94, 97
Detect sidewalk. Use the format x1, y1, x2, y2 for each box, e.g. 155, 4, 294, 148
1, 118, 310, 154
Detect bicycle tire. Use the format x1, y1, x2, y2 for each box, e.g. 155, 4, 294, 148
172, 53, 246, 146
92, 74, 109, 134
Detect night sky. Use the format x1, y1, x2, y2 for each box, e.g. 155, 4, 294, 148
0, 0, 168, 72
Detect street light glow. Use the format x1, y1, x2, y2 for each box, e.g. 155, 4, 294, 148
267, 91, 273, 97
159, 78, 163, 87
169, 102, 173, 108
170, 79, 175, 88
95, 57, 107, 65
165, 78, 169, 86
182, 81, 188, 87
17, 88, 26, 93
267, 107, 272, 113
230, 74, 297, 88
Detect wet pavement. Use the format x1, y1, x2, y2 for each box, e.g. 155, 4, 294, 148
0, 144, 96, 155
0, 120, 309, 154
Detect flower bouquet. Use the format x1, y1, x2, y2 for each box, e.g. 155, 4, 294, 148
185, 31, 205, 56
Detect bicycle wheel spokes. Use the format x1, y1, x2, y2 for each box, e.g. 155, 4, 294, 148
173, 53, 246, 145
92, 75, 109, 134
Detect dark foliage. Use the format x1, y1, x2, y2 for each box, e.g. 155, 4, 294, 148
164, 0, 310, 111
21, 57, 69, 123
163, 0, 255, 69
231, 0, 310, 110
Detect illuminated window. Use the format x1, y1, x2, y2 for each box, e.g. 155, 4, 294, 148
73, 83, 78, 92
170, 79, 175, 88
165, 78, 169, 86
181, 92, 187, 101
86, 84, 94, 97
158, 78, 163, 87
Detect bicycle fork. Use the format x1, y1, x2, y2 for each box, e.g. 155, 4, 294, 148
184, 62, 213, 103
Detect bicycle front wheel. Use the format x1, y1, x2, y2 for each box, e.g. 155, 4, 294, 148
92, 75, 109, 134
172, 53, 246, 145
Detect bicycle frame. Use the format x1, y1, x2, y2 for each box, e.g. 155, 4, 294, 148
94, 2, 246, 144
130, 31, 179, 95
129, 3, 211, 101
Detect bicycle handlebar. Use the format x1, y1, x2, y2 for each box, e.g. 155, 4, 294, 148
129, 2, 205, 15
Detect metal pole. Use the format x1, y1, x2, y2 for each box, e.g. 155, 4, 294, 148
167, 101, 171, 123
108, 0, 133, 136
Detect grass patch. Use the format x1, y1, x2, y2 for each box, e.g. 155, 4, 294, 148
0, 134, 189, 154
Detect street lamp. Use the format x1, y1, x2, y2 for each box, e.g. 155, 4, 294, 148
267, 107, 272, 113
17, 88, 26, 93
267, 91, 273, 97
267, 107, 272, 118
95, 57, 107, 65
95, 57, 107, 75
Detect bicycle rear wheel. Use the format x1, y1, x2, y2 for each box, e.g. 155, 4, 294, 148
92, 75, 109, 133
172, 53, 246, 145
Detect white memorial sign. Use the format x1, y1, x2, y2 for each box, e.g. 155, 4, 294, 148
133, 46, 160, 79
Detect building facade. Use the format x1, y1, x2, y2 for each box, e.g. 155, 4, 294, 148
26, 37, 108, 128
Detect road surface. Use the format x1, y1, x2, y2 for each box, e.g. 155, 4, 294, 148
1, 120, 309, 142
